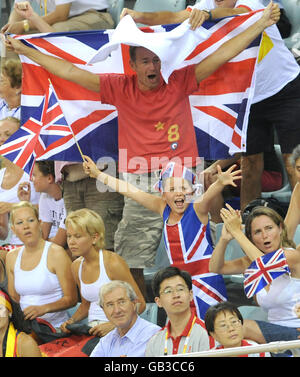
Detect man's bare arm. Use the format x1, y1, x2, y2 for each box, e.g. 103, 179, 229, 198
195, 3, 279, 83
6, 37, 100, 92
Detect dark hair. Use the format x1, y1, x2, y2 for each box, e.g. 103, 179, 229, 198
290, 144, 300, 168
152, 266, 192, 297
204, 301, 243, 335
129, 46, 138, 62
244, 206, 295, 249
35, 160, 55, 177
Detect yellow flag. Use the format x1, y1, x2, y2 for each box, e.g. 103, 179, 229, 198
258, 31, 274, 64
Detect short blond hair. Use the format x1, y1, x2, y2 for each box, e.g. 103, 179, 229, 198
1, 59, 22, 88
65, 208, 105, 250
10, 201, 39, 224
0, 116, 20, 128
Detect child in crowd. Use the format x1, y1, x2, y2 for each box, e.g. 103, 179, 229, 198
204, 301, 270, 357
83, 156, 241, 318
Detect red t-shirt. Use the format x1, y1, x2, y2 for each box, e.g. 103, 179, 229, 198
100, 65, 200, 173
216, 339, 268, 357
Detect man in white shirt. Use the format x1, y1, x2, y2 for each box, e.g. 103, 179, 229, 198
90, 280, 160, 357
2, 0, 114, 34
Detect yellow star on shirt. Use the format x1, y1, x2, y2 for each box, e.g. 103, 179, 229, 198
155, 122, 165, 131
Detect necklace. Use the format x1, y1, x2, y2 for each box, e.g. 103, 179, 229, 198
164, 315, 196, 355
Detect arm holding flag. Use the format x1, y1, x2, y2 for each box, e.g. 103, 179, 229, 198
120, 7, 209, 30
5, 36, 100, 93
194, 2, 280, 83
82, 155, 166, 216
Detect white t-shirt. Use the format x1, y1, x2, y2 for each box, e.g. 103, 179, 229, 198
39, 193, 66, 239
0, 99, 21, 120
15, 0, 109, 17
190, 0, 300, 103
0, 168, 40, 245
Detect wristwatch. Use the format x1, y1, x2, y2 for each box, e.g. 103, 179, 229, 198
202, 9, 212, 21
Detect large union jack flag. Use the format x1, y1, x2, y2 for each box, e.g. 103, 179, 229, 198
0, 11, 262, 170
244, 248, 290, 298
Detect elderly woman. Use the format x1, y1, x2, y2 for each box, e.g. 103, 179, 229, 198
0, 60, 22, 120
210, 204, 300, 354
0, 289, 41, 357
5, 201, 77, 330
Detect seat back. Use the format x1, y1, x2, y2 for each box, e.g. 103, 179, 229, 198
140, 303, 158, 325
133, 0, 186, 26
108, 0, 125, 25
134, 0, 186, 12
144, 236, 170, 281
281, 0, 300, 48
215, 223, 245, 261
238, 305, 268, 321
261, 144, 292, 202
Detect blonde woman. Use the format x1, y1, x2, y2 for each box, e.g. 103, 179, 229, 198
60, 208, 146, 338
6, 201, 77, 330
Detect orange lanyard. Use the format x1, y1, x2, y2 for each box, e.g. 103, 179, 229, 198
164, 316, 196, 356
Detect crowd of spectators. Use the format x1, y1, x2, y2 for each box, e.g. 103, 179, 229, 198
0, 0, 300, 358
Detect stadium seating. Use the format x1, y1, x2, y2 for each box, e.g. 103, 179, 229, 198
293, 224, 300, 246
281, 0, 300, 49
108, 0, 125, 25
261, 144, 292, 204
133, 0, 186, 26
143, 236, 170, 283
238, 305, 268, 321
140, 302, 159, 325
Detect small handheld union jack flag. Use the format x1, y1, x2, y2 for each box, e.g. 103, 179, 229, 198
243, 249, 290, 298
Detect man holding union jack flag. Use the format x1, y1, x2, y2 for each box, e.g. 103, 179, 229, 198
4, 2, 279, 301
211, 204, 300, 355
124, 0, 300, 212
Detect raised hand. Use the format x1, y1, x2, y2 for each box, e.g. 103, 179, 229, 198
260, 1, 280, 28
220, 203, 243, 236
216, 164, 242, 188
189, 9, 209, 30
17, 182, 31, 202
82, 155, 101, 179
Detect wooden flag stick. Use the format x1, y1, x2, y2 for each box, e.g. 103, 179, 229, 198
0, 34, 6, 70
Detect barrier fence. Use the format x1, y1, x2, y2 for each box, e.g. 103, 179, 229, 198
167, 340, 300, 357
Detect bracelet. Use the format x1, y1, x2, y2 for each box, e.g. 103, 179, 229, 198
203, 9, 212, 21
23, 19, 30, 32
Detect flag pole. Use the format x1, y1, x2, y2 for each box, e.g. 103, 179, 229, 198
0, 34, 6, 71
48, 78, 85, 161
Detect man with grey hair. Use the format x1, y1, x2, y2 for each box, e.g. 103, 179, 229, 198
90, 280, 160, 357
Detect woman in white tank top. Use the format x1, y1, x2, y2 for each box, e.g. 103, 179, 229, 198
5, 201, 77, 330
210, 205, 300, 351
60, 208, 146, 338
